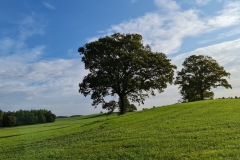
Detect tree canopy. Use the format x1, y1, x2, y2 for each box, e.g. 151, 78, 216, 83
78, 33, 176, 114
0, 109, 56, 127
175, 55, 232, 102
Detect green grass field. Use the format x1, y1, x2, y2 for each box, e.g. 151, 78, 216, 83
1, 99, 240, 159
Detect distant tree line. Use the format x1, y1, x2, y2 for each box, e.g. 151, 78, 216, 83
218, 96, 240, 99
0, 109, 56, 127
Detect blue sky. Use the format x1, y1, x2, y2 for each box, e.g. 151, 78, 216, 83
0, 0, 240, 116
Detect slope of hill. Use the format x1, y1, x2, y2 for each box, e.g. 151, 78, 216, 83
1, 99, 240, 159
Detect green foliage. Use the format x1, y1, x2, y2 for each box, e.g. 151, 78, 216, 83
103, 98, 137, 114
44, 112, 56, 123
79, 33, 176, 114
3, 113, 17, 127
125, 98, 137, 112
102, 100, 118, 114
1, 99, 240, 159
0, 109, 56, 127
175, 55, 232, 102
37, 112, 46, 123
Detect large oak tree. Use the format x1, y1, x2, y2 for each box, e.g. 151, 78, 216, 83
78, 33, 176, 114
175, 55, 232, 102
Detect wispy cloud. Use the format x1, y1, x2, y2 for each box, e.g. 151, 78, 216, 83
154, 0, 180, 11
0, 15, 45, 57
0, 15, 95, 116
195, 0, 212, 6
207, 1, 240, 28
42, 2, 56, 10
199, 28, 240, 44
89, 0, 240, 55
0, 52, 91, 115
1, 56, 95, 115
0, 49, 112, 113
96, 9, 203, 54
19, 15, 45, 40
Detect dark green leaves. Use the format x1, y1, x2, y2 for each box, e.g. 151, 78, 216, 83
79, 33, 176, 114
175, 55, 232, 102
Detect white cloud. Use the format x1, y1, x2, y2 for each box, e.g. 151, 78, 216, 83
88, 1, 240, 55
195, 0, 212, 6
0, 47, 94, 116
42, 2, 56, 10
0, 16, 96, 116
217, 28, 240, 39
19, 15, 45, 40
207, 1, 240, 28
0, 38, 15, 56
0, 15, 46, 58
199, 27, 240, 44
102, 10, 207, 54
154, 0, 180, 11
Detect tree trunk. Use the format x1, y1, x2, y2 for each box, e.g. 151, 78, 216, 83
119, 95, 127, 115
200, 90, 204, 100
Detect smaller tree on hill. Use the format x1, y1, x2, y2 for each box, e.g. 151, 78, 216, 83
175, 55, 232, 102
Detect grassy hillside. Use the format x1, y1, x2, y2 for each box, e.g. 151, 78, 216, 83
1, 99, 240, 159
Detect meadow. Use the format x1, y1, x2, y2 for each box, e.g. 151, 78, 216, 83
1, 99, 240, 159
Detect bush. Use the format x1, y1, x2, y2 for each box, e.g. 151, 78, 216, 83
46, 113, 56, 123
